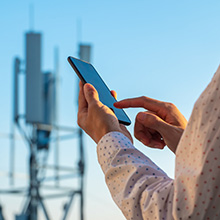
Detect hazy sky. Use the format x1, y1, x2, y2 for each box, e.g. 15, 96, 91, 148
1, 0, 220, 219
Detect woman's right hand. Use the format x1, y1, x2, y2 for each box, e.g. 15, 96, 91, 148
114, 96, 187, 154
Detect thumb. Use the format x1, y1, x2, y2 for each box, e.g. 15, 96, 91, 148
137, 112, 169, 134
137, 112, 181, 153
83, 83, 99, 104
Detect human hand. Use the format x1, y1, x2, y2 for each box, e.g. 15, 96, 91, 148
77, 81, 132, 144
114, 96, 187, 153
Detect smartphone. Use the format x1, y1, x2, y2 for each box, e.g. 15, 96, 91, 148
67, 56, 131, 126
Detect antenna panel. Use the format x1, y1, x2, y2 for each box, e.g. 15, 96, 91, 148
25, 32, 44, 124
79, 44, 91, 62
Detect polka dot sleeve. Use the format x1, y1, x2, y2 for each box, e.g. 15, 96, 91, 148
173, 66, 220, 219
97, 132, 174, 220
97, 66, 220, 220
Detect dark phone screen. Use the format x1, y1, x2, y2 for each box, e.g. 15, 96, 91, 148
68, 56, 131, 126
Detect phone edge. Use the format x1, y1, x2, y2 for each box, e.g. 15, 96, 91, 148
67, 56, 131, 126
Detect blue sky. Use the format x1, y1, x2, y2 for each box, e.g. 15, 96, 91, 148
1, 0, 220, 219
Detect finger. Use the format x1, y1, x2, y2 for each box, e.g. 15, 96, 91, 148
134, 119, 151, 146
135, 112, 167, 149
149, 131, 166, 149
114, 96, 164, 113
83, 83, 100, 105
137, 112, 169, 136
78, 81, 87, 112
148, 139, 165, 149
136, 111, 170, 146
110, 90, 117, 99
134, 119, 165, 149
134, 118, 161, 147
77, 81, 88, 128
136, 111, 171, 132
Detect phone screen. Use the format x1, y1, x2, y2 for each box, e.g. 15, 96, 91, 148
68, 56, 131, 126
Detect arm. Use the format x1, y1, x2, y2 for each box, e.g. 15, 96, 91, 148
97, 132, 174, 220
97, 70, 220, 219
77, 71, 220, 219
77, 82, 177, 219
97, 69, 220, 219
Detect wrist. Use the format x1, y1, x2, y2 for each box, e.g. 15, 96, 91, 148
95, 124, 121, 144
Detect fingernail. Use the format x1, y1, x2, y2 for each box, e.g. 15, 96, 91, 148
85, 83, 92, 90
138, 113, 145, 121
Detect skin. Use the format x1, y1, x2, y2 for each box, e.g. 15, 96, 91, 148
77, 82, 187, 154
114, 97, 187, 153
77, 81, 132, 144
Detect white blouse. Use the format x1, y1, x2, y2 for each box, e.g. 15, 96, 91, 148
97, 66, 220, 220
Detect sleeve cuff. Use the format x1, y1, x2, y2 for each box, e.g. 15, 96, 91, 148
97, 131, 134, 172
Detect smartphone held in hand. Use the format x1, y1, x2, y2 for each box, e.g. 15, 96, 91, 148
67, 56, 131, 126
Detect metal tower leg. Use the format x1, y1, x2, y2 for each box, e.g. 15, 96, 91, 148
0, 205, 5, 220
79, 129, 84, 220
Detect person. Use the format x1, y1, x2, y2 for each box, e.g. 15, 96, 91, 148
77, 66, 220, 220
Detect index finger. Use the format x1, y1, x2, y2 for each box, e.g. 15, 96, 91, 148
114, 96, 164, 113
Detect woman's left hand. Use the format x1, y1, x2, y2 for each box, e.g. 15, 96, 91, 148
77, 81, 132, 144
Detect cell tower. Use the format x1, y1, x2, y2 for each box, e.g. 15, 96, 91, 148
0, 31, 92, 220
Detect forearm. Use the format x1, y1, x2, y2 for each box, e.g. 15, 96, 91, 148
97, 132, 174, 220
